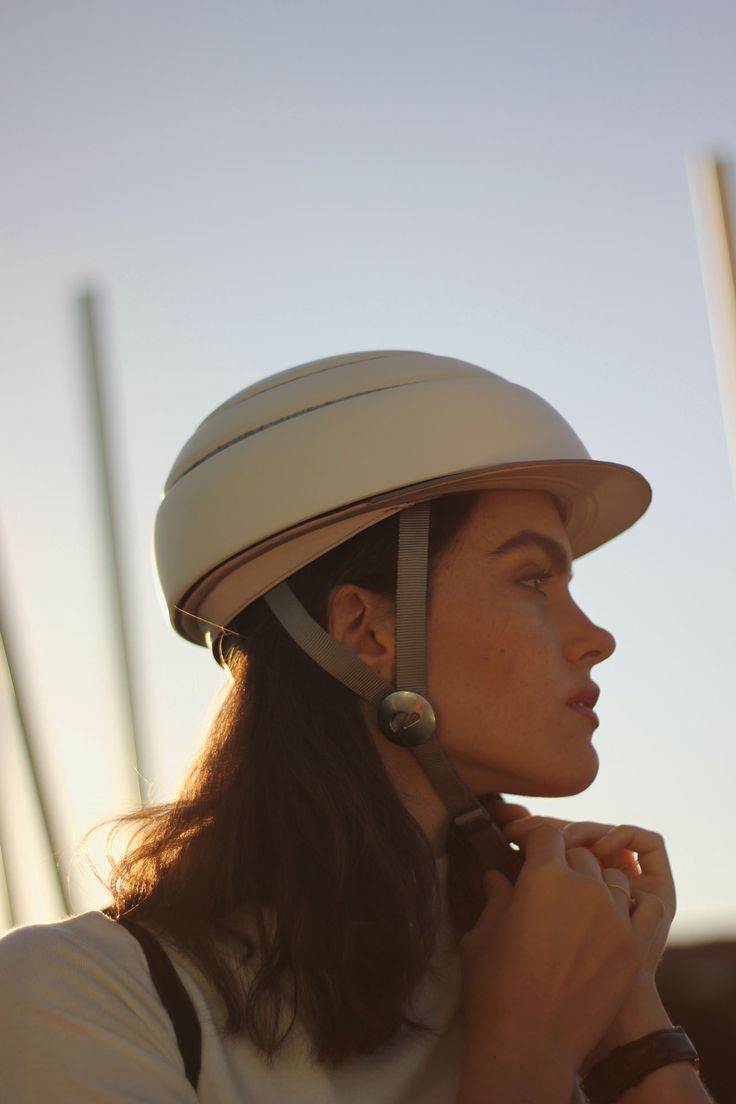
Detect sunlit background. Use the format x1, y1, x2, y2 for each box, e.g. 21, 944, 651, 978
2, 1, 736, 943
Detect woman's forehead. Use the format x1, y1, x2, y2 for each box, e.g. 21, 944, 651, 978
431, 489, 574, 588
457, 490, 572, 568
467, 489, 569, 536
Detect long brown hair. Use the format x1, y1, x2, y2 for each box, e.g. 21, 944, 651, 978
97, 491, 486, 1065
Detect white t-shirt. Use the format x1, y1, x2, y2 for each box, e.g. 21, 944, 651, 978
0, 861, 466, 1104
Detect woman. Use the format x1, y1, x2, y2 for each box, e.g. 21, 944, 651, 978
0, 350, 712, 1102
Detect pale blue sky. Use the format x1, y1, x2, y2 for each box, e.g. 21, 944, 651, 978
2, 0, 736, 938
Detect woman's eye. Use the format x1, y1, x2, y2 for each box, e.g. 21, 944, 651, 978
520, 570, 553, 595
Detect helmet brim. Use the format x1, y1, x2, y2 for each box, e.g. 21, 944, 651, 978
174, 457, 650, 647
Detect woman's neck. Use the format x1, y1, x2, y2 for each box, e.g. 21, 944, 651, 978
371, 730, 452, 856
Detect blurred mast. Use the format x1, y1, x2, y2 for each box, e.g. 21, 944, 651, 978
0, 843, 15, 928
689, 157, 736, 494
79, 291, 145, 807
0, 545, 71, 915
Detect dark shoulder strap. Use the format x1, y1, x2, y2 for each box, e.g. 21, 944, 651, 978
102, 908, 202, 1092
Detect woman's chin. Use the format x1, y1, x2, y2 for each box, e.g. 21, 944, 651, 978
499, 756, 600, 799
458, 744, 600, 800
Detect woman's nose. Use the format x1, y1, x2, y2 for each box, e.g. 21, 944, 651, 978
567, 607, 616, 665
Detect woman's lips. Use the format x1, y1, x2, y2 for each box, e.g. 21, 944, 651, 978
567, 702, 599, 728
565, 681, 600, 728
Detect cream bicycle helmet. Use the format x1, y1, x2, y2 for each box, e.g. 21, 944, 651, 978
154, 350, 651, 879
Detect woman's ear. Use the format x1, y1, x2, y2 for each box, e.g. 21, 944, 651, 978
327, 584, 396, 683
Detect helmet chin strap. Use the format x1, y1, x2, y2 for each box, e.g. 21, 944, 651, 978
262, 503, 523, 884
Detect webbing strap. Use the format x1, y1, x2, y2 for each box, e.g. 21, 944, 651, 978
409, 739, 481, 818
263, 505, 487, 825
395, 505, 429, 694
393, 506, 485, 817
265, 574, 482, 817
263, 583, 393, 707
454, 806, 525, 882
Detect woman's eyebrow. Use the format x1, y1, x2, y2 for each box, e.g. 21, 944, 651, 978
487, 530, 574, 580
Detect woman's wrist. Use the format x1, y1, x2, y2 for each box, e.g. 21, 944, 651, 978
581, 981, 674, 1077
602, 982, 673, 1048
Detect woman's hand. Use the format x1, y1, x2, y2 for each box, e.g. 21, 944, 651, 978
494, 800, 676, 983
458, 811, 666, 1079
490, 799, 677, 1073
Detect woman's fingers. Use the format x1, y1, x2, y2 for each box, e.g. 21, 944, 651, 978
512, 822, 569, 866
591, 825, 671, 880
504, 815, 618, 871
562, 822, 642, 876
504, 816, 643, 877
566, 846, 633, 913
502, 813, 570, 836
601, 868, 636, 919
500, 814, 674, 918
505, 815, 630, 853
566, 845, 605, 880
559, 820, 624, 846
493, 823, 642, 921
559, 822, 665, 878
593, 826, 676, 917
556, 844, 638, 922
486, 797, 532, 826
627, 886, 668, 963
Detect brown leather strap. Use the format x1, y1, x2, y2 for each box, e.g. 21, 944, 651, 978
581, 1027, 700, 1103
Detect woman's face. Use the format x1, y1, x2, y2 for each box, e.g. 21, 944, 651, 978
425, 489, 616, 798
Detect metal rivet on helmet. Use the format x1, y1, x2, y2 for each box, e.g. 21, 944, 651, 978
377, 690, 436, 747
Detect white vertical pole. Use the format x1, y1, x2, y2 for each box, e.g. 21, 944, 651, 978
688, 157, 736, 494
79, 290, 145, 807
0, 842, 16, 929
0, 546, 71, 916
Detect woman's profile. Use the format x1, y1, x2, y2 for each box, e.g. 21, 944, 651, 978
0, 351, 714, 1102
